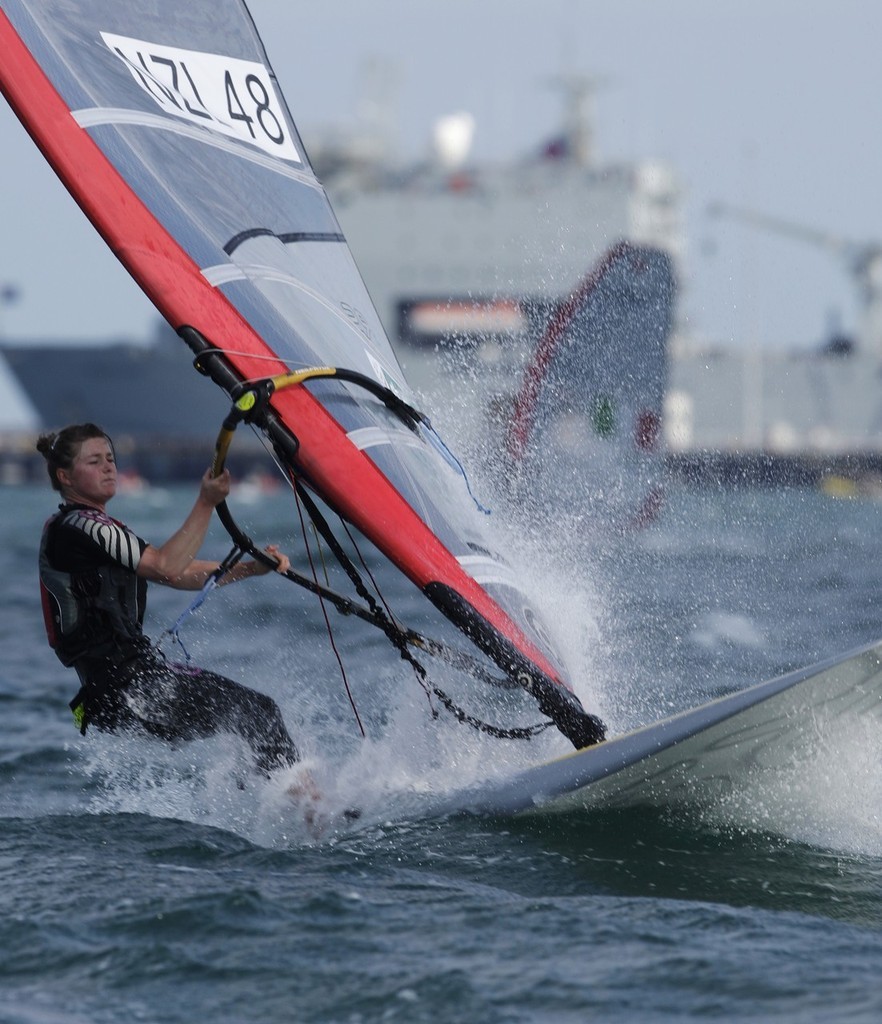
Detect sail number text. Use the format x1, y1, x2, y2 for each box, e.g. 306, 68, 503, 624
101, 32, 301, 163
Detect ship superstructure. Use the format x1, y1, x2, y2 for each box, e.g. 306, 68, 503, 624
315, 78, 683, 522
317, 78, 683, 359
2, 78, 685, 477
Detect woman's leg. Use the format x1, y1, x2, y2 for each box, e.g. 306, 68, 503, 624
119, 659, 300, 775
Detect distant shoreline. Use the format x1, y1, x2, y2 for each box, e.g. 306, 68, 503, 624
4, 431, 882, 490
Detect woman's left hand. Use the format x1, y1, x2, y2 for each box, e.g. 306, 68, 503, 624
254, 544, 290, 576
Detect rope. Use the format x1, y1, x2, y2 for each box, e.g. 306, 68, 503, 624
292, 477, 366, 738
294, 479, 551, 741
202, 364, 555, 741
293, 479, 430, 680
162, 544, 245, 662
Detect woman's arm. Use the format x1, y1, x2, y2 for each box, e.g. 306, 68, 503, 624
137, 468, 290, 588
136, 468, 227, 585
156, 546, 290, 591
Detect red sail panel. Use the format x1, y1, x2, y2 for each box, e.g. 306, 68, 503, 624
0, 7, 573, 692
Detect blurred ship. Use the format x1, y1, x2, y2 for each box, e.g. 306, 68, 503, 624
668, 202, 882, 469
6, 68, 882, 498
317, 79, 682, 529
2, 78, 684, 501
312, 78, 682, 372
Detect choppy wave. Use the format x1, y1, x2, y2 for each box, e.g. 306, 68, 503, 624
4, 482, 882, 1022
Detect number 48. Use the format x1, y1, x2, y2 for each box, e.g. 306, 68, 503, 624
224, 71, 285, 146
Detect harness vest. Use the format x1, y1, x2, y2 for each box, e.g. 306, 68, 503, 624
39, 505, 147, 668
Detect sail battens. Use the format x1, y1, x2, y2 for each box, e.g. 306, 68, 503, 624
456, 555, 520, 590
346, 426, 426, 452
224, 229, 346, 254
223, 228, 346, 254
278, 232, 346, 245
72, 107, 321, 188
202, 262, 337, 296
201, 264, 248, 287
201, 261, 368, 348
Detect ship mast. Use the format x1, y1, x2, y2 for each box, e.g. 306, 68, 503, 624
548, 74, 606, 168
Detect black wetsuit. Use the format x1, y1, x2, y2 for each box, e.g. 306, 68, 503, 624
39, 503, 298, 776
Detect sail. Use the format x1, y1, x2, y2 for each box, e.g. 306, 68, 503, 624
505, 242, 675, 529
0, 0, 603, 746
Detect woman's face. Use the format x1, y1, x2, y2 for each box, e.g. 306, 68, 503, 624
57, 436, 117, 508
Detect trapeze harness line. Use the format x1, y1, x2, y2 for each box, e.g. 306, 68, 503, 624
168, 354, 552, 741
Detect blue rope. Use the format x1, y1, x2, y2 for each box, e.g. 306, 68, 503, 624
422, 424, 492, 516
162, 546, 244, 662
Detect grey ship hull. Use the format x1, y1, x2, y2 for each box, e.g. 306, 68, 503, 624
3, 334, 229, 442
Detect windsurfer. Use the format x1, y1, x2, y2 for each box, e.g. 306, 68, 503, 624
36, 422, 301, 778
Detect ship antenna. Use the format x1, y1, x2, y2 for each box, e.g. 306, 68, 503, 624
547, 73, 608, 168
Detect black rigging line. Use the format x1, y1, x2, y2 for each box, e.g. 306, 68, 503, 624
189, 339, 554, 741
291, 476, 366, 738
288, 473, 551, 742
292, 477, 429, 682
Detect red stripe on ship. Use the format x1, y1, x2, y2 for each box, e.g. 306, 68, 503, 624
506, 240, 636, 464
0, 11, 572, 692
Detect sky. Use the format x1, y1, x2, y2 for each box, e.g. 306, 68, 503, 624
1, 0, 881, 356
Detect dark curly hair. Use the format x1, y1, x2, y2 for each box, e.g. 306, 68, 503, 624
36, 423, 114, 492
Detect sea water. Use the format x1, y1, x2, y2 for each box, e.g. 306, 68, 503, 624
1, 479, 880, 1023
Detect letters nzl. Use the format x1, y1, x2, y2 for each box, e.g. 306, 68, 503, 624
100, 32, 300, 162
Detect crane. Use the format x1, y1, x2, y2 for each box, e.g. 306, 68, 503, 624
707, 202, 882, 358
